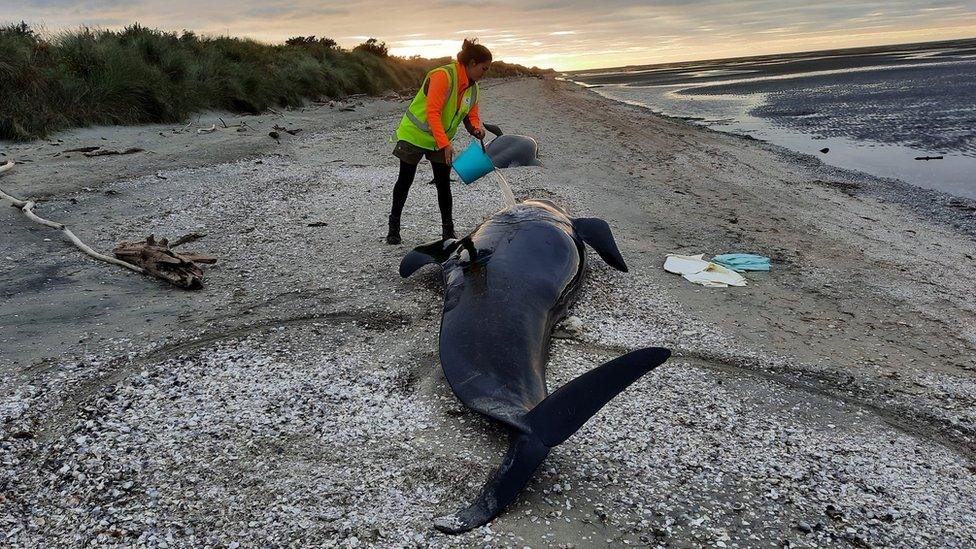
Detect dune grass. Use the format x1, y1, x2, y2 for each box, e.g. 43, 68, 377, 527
0, 23, 551, 141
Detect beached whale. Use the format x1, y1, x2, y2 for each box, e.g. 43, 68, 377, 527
399, 199, 670, 533
483, 123, 542, 167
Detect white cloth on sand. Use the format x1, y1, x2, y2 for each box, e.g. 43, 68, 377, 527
664, 254, 747, 288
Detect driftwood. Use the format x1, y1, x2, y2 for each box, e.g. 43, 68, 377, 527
0, 161, 145, 275
170, 232, 207, 248
178, 252, 217, 265
84, 147, 144, 158
113, 235, 216, 289
2, 162, 214, 289
273, 124, 303, 136
197, 124, 217, 134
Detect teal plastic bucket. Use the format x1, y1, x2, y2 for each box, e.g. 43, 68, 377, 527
452, 141, 495, 184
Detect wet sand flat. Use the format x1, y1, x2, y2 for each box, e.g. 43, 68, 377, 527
571, 38, 976, 199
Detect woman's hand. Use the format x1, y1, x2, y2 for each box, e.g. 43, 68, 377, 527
469, 126, 486, 140
443, 145, 455, 165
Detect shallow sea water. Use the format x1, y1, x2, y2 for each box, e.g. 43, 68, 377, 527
570, 40, 976, 199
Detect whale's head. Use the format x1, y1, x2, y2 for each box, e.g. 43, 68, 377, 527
522, 198, 565, 214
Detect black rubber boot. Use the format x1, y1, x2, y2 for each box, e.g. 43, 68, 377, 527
442, 222, 457, 240
386, 216, 401, 245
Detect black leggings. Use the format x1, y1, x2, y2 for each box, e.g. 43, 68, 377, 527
390, 160, 453, 224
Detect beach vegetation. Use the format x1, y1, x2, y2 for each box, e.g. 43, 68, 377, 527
0, 22, 552, 141
284, 36, 339, 49
353, 38, 389, 58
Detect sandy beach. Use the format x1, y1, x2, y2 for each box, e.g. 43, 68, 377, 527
2, 77, 976, 547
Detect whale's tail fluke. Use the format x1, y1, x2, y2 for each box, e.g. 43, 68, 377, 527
433, 431, 549, 534
526, 347, 670, 446
433, 347, 671, 534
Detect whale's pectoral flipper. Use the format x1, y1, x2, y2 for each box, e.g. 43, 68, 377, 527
433, 431, 549, 534
527, 347, 670, 446
484, 123, 504, 137
572, 218, 628, 272
399, 239, 463, 278
435, 347, 670, 533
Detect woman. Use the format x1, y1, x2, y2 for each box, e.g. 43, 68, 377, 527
386, 39, 492, 245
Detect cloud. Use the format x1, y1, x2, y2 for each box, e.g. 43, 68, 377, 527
245, 5, 348, 18
21, 0, 131, 6
9, 0, 976, 70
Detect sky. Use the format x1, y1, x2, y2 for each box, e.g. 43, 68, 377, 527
8, 0, 976, 70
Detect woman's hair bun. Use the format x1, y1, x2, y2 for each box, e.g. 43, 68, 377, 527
458, 38, 492, 64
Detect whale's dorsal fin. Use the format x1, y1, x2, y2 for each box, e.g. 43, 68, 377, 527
399, 238, 463, 278
573, 218, 628, 272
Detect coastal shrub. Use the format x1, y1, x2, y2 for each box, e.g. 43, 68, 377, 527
0, 22, 553, 141
0, 22, 63, 139
353, 38, 389, 58
285, 36, 339, 50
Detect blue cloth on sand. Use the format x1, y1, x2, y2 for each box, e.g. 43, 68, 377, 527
711, 254, 771, 272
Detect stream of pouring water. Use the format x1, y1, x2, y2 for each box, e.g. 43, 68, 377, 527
489, 169, 516, 206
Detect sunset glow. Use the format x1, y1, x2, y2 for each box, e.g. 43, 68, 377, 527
11, 1, 976, 70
